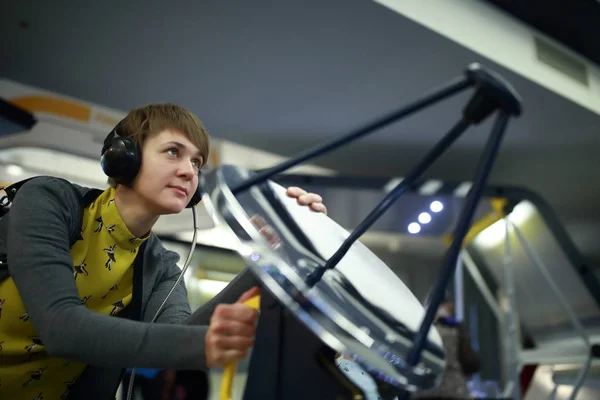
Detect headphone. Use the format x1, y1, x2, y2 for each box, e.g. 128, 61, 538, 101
100, 121, 204, 208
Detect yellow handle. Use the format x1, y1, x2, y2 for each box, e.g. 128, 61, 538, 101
219, 295, 261, 400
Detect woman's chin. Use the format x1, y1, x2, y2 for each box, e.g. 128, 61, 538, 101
156, 199, 188, 215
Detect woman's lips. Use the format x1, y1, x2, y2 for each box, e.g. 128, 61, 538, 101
168, 186, 188, 196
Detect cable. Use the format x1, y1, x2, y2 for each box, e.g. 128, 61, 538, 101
125, 205, 200, 400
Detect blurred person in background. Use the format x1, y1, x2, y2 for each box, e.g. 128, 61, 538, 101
413, 289, 481, 400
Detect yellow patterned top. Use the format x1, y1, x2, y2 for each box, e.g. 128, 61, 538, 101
0, 186, 149, 399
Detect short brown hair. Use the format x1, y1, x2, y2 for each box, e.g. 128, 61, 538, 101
107, 103, 210, 187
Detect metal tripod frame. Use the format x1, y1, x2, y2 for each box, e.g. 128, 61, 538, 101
230, 62, 523, 395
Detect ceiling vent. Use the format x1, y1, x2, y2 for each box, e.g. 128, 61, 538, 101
534, 36, 590, 87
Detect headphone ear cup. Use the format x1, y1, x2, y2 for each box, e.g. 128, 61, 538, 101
101, 136, 141, 185
186, 172, 204, 208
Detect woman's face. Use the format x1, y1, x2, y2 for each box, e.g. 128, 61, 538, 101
133, 128, 203, 215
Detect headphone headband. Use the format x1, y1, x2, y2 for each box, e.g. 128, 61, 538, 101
100, 120, 203, 207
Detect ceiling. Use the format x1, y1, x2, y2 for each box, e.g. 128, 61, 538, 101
1, 0, 599, 264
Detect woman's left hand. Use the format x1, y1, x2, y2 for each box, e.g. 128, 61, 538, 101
286, 186, 327, 215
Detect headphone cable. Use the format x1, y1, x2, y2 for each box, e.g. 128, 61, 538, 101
125, 205, 200, 400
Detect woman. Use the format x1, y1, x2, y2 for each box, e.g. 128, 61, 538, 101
0, 103, 327, 399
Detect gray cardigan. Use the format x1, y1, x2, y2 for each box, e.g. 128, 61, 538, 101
0, 176, 257, 399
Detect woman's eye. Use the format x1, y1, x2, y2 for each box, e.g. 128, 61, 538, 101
192, 159, 201, 169
167, 148, 178, 157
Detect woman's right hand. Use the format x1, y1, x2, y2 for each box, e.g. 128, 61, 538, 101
205, 286, 261, 368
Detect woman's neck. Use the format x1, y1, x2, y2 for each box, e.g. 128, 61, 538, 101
114, 185, 160, 237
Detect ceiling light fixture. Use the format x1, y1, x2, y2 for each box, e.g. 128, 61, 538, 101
430, 201, 444, 213
407, 222, 421, 234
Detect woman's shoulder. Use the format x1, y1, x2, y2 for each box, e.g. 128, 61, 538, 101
16, 176, 81, 198
14, 176, 102, 208
9, 176, 92, 225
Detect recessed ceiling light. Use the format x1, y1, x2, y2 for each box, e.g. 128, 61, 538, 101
408, 222, 421, 234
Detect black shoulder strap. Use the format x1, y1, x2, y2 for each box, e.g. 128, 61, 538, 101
0, 177, 38, 218
71, 188, 104, 247
81, 188, 104, 207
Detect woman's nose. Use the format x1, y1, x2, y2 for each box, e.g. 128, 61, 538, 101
178, 160, 196, 177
